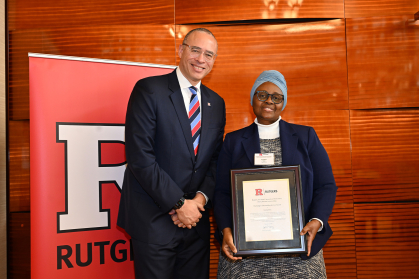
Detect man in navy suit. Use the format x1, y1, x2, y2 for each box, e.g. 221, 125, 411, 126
117, 28, 226, 279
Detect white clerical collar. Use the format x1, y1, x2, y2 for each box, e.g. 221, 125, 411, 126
254, 116, 281, 139
176, 67, 201, 93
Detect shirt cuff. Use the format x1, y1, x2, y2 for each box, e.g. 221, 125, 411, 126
309, 218, 323, 232
196, 191, 208, 205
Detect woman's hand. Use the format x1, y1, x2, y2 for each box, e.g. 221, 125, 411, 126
300, 219, 322, 256
221, 228, 242, 261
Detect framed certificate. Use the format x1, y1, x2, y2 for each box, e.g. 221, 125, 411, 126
231, 165, 306, 256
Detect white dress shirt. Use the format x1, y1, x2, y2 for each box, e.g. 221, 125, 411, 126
176, 67, 202, 113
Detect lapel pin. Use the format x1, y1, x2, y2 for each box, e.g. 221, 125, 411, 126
208, 103, 211, 106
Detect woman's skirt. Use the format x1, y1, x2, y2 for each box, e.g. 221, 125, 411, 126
217, 249, 327, 279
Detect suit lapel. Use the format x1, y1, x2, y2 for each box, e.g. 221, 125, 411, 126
196, 86, 211, 163
280, 120, 298, 165
168, 71, 195, 160
240, 120, 298, 167
242, 123, 260, 166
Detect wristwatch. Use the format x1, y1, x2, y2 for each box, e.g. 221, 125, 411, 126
173, 196, 185, 210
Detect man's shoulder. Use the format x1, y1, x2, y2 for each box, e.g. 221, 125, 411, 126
131, 71, 175, 96
136, 71, 172, 87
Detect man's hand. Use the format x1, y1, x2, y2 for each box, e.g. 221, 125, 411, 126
168, 209, 185, 227
221, 228, 242, 260
193, 192, 206, 208
177, 199, 204, 227
169, 199, 204, 229
168, 209, 190, 229
168, 193, 206, 228
300, 219, 322, 256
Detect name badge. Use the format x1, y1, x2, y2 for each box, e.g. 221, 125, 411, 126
254, 153, 274, 165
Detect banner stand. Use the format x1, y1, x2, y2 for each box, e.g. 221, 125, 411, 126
30, 53, 175, 278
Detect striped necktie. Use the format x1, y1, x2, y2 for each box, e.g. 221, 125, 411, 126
188, 86, 201, 156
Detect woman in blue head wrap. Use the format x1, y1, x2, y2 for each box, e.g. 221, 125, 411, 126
213, 70, 337, 278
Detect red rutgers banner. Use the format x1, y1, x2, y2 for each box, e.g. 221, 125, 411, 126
29, 53, 175, 278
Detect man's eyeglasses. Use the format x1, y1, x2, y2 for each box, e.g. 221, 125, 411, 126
183, 43, 217, 62
254, 90, 284, 104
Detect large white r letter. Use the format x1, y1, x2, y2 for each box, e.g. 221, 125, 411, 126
57, 123, 125, 232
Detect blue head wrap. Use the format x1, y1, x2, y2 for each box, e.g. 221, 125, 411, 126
250, 70, 287, 110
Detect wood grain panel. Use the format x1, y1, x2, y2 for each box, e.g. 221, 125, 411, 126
8, 120, 30, 213
345, 0, 419, 18
175, 20, 348, 131
8, 212, 30, 278
9, 25, 176, 120
8, 30, 43, 120
176, 0, 344, 24
8, 0, 174, 30
347, 16, 419, 110
354, 202, 419, 278
281, 110, 353, 204
209, 211, 220, 279
351, 109, 419, 203
323, 203, 357, 278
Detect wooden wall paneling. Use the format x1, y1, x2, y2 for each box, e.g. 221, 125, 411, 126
39, 25, 177, 64
354, 202, 419, 278
8, 25, 177, 120
8, 30, 44, 120
8, 212, 30, 278
351, 109, 419, 203
176, 0, 344, 24
175, 20, 349, 134
345, 0, 419, 18
0, 0, 5, 276
8, 120, 30, 213
8, 0, 174, 30
323, 203, 357, 278
346, 16, 419, 110
209, 212, 220, 279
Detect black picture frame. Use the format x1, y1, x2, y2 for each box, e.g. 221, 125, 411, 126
231, 165, 307, 256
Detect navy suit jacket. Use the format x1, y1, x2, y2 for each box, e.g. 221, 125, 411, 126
213, 120, 337, 259
117, 70, 226, 244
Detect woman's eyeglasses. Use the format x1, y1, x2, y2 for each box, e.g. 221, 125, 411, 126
254, 90, 284, 104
